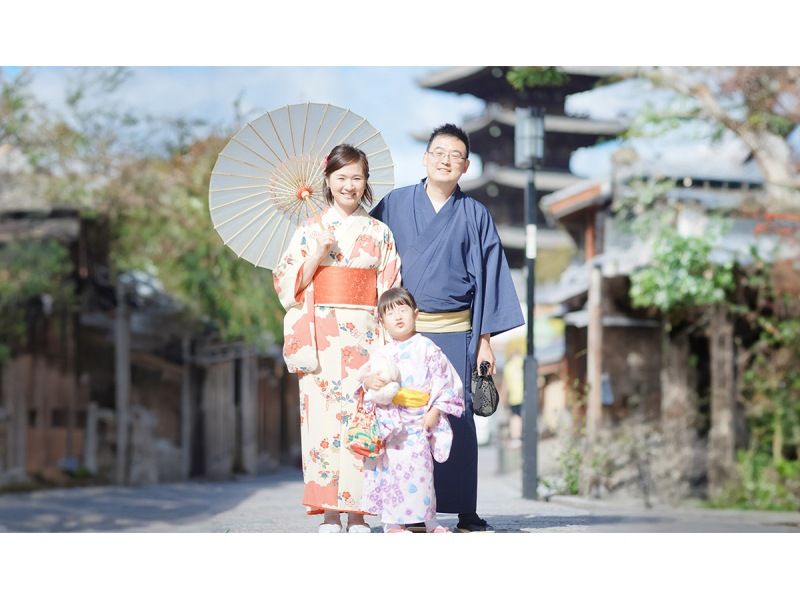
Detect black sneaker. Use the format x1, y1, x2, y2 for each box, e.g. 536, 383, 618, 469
405, 522, 427, 533
455, 515, 495, 533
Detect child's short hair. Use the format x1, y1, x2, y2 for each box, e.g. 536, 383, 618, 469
377, 287, 418, 318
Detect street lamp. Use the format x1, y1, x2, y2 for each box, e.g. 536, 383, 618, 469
515, 106, 545, 500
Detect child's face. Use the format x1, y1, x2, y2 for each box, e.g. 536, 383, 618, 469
380, 303, 418, 341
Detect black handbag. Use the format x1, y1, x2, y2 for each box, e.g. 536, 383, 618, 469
471, 360, 499, 417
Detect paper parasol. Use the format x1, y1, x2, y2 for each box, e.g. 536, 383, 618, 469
209, 102, 395, 270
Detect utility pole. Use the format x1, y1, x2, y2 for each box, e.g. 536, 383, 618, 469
115, 277, 130, 485
516, 107, 545, 500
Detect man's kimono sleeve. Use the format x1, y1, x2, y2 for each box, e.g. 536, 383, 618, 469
469, 207, 525, 338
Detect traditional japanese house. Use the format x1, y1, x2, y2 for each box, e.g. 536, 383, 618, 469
541, 160, 800, 498
0, 206, 298, 489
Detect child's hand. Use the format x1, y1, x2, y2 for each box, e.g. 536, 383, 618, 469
364, 373, 390, 391
423, 407, 441, 433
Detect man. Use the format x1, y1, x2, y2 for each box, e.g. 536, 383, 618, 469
370, 124, 524, 532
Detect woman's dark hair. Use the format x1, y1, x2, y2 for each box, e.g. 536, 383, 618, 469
322, 144, 374, 206
377, 287, 418, 318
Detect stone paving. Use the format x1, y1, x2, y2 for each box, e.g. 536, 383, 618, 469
1, 447, 799, 533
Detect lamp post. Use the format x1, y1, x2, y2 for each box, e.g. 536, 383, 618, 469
515, 106, 545, 500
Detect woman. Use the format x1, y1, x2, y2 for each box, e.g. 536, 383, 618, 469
273, 144, 401, 532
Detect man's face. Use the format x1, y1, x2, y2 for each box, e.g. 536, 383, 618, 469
423, 134, 470, 186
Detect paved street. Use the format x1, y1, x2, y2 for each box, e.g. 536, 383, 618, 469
1, 446, 799, 532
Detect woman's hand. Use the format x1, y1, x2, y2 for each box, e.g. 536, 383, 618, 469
363, 373, 390, 391
299, 226, 335, 292
423, 407, 441, 433
310, 228, 335, 260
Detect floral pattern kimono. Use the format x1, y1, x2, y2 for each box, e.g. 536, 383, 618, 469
273, 205, 400, 514
359, 333, 464, 525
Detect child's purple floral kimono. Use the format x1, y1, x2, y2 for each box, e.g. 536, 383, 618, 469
357, 333, 464, 525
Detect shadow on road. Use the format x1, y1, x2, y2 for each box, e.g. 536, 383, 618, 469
476, 514, 669, 533
0, 469, 300, 532
364, 514, 669, 533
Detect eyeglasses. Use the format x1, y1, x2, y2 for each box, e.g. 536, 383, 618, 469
427, 149, 467, 163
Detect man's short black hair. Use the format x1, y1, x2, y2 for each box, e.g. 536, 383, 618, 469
427, 123, 470, 158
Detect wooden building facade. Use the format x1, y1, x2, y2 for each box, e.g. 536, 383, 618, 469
0, 208, 299, 490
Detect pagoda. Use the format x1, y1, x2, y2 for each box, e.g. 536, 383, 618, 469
416, 66, 623, 273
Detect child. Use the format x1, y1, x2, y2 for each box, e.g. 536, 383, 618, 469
357, 287, 464, 533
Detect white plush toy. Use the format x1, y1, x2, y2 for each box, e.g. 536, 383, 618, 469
363, 355, 401, 405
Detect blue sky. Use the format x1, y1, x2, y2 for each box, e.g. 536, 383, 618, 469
10, 66, 485, 186
8, 66, 795, 186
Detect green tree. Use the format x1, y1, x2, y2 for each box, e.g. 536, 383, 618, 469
1, 67, 284, 354
625, 67, 800, 213
506, 67, 570, 91
110, 136, 284, 344
629, 228, 735, 315
0, 240, 74, 361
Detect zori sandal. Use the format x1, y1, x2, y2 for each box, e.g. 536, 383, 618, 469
318, 523, 342, 533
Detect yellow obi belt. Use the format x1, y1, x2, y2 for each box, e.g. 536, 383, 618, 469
393, 387, 430, 408
313, 266, 377, 306
415, 308, 471, 333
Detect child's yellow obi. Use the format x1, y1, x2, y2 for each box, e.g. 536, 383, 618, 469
392, 388, 430, 408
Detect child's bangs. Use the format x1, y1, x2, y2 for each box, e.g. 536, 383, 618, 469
379, 299, 412, 317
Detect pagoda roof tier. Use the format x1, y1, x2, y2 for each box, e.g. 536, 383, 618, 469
497, 225, 574, 270
464, 103, 625, 137
490, 225, 575, 269
417, 66, 619, 109
459, 165, 583, 231
413, 103, 624, 143
469, 187, 544, 230
461, 163, 583, 195
497, 225, 574, 252
454, 105, 624, 169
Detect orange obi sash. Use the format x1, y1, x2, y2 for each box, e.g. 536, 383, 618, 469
313, 266, 377, 306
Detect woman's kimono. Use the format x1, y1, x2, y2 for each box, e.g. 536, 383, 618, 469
273, 205, 400, 514
359, 333, 464, 525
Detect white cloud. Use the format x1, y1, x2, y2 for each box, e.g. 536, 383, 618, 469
566, 79, 674, 120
